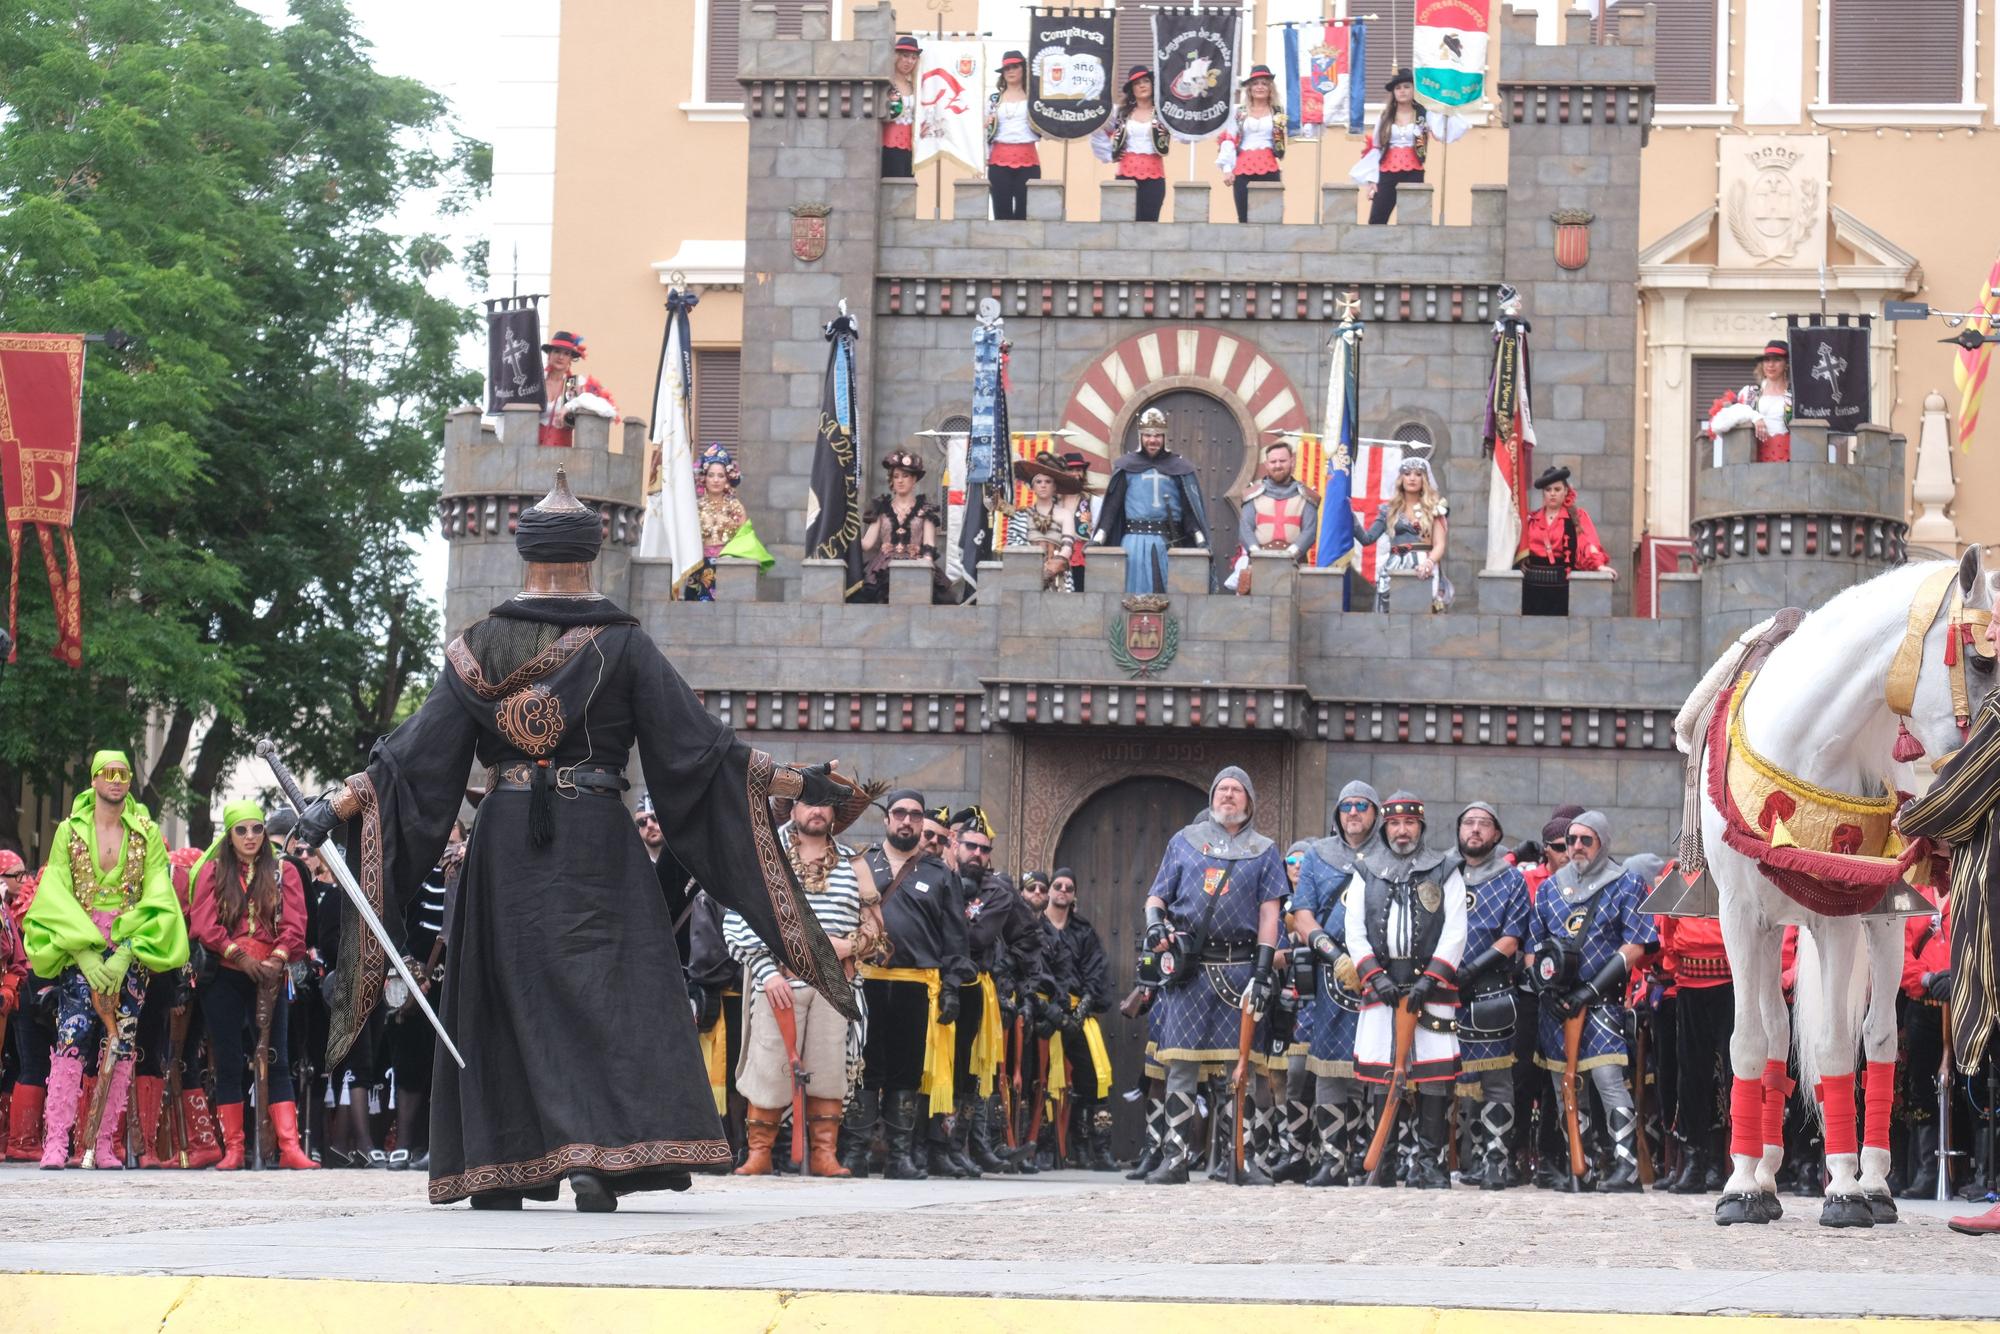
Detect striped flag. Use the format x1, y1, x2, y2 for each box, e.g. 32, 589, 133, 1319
1348, 441, 1403, 582
1954, 249, 2000, 451
1011, 431, 1064, 509
1313, 310, 1364, 608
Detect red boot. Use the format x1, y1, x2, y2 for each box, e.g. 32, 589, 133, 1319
182, 1089, 224, 1169
135, 1075, 172, 1168
1950, 1202, 2000, 1236
215, 1101, 247, 1171
4, 1084, 45, 1162
268, 1101, 320, 1170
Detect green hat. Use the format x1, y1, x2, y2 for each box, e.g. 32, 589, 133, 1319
91, 750, 133, 777
222, 799, 265, 832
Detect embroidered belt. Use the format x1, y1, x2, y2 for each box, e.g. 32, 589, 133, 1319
1677, 954, 1730, 980
1125, 519, 1175, 537
490, 761, 629, 797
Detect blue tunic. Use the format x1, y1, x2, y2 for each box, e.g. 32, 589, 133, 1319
1148, 833, 1287, 1067
1291, 842, 1364, 1078
1122, 464, 1184, 594
1457, 862, 1531, 1075
1529, 864, 1659, 1072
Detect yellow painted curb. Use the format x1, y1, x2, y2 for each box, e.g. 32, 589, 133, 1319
5, 1276, 1998, 1334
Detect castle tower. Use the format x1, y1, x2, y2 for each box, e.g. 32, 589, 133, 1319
438, 405, 649, 637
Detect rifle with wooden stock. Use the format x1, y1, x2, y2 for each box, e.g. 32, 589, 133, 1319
1363, 1000, 1421, 1176
772, 998, 809, 1172
1561, 1010, 1588, 1187
1229, 1000, 1257, 1184
76, 990, 124, 1169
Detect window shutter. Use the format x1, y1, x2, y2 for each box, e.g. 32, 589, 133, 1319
705, 0, 743, 103
1829, 0, 1962, 104
695, 349, 742, 454
1691, 356, 1759, 434
1652, 0, 1718, 105
1359, 0, 1418, 104
1113, 6, 1153, 89
775, 0, 804, 38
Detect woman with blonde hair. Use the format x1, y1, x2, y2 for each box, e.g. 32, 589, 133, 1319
1354, 452, 1453, 612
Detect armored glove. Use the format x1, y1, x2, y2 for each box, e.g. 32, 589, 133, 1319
692, 983, 725, 1032
1307, 929, 1341, 964
1061, 1000, 1084, 1035
1143, 905, 1173, 954
1560, 952, 1631, 1018
292, 795, 341, 851
1034, 994, 1065, 1037
1333, 954, 1361, 991
1366, 969, 1399, 1008
1459, 945, 1509, 990
792, 762, 842, 810
935, 983, 961, 1026
1244, 944, 1277, 1018
1925, 969, 1954, 1003
1405, 974, 1438, 1010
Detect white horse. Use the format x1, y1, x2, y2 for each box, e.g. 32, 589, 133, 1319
1676, 547, 1993, 1228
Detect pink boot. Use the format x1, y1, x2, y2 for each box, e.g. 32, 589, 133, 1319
40, 1053, 83, 1170
91, 1057, 134, 1169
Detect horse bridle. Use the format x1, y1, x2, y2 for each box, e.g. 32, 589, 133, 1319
1884, 565, 1994, 757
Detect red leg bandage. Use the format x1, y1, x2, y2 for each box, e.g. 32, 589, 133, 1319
1729, 1076, 1765, 1159
1863, 1060, 1894, 1151
1761, 1058, 1792, 1150
1819, 1071, 1858, 1157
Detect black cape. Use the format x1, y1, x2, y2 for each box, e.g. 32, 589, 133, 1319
327, 596, 856, 1205
1090, 449, 1211, 551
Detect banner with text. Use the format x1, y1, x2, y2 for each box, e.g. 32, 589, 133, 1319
1153, 8, 1240, 143
1029, 9, 1114, 139
1413, 0, 1490, 112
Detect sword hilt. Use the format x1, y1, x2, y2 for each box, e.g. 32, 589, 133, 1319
254, 738, 312, 814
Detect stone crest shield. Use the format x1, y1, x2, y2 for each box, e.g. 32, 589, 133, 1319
1111, 592, 1179, 678
790, 203, 831, 263
1551, 208, 1594, 271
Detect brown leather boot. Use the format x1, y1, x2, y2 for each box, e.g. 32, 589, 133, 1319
807, 1097, 851, 1178
734, 1107, 782, 1175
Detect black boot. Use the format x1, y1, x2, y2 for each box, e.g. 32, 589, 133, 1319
1407, 1094, 1452, 1189
838, 1088, 878, 1178
1082, 1104, 1120, 1172
570, 1169, 617, 1213
1126, 1097, 1164, 1180
926, 1115, 964, 1178
947, 1103, 982, 1178
1458, 1100, 1487, 1188
967, 1095, 1011, 1174
1229, 1103, 1277, 1186
1902, 1123, 1940, 1199
1363, 1093, 1399, 1187
1035, 1122, 1058, 1171
1304, 1103, 1348, 1187
1480, 1100, 1519, 1190
1270, 1099, 1312, 1183
1143, 1091, 1196, 1184
1668, 1142, 1707, 1194
1599, 1104, 1642, 1193
882, 1091, 928, 1180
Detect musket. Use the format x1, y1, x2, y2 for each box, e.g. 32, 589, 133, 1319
999, 1012, 1022, 1149
255, 739, 464, 1068
163, 1000, 192, 1168
1632, 1007, 1656, 1187
1054, 1036, 1073, 1167
1023, 1032, 1051, 1163
1363, 1000, 1420, 1175
77, 989, 123, 1169
1939, 1002, 1956, 1203
1230, 1001, 1256, 1184
1561, 1010, 1589, 1188
772, 997, 808, 1172
253, 969, 279, 1167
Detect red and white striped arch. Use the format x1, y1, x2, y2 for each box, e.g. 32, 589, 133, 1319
1057, 324, 1312, 465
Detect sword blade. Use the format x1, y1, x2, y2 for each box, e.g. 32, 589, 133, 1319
315, 837, 465, 1069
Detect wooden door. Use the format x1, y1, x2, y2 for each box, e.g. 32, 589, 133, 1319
1122, 389, 1245, 590
1053, 774, 1208, 1157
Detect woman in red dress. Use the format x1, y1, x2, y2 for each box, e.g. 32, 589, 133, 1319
1102, 65, 1170, 222
1518, 465, 1613, 616
1218, 64, 1286, 223
986, 50, 1041, 219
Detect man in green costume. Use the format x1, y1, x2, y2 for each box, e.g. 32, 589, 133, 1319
23, 750, 189, 1169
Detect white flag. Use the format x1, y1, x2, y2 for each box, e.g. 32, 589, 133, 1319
915, 42, 988, 174
637, 301, 703, 587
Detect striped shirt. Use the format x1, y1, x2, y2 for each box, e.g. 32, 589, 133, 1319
723, 824, 862, 989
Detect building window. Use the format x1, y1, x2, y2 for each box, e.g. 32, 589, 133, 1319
695, 348, 742, 453
1826, 0, 1965, 105
1653, 0, 1722, 105
1391, 421, 1433, 448
1692, 355, 1758, 436
1113, 6, 1152, 90
1356, 0, 1418, 105
695, 0, 809, 110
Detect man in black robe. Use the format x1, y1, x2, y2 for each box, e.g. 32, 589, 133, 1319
1089, 406, 1211, 593
295, 468, 855, 1212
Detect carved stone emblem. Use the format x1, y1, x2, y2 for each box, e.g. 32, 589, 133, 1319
790, 203, 831, 263
1550, 208, 1594, 271
1721, 139, 1826, 269
1111, 592, 1178, 678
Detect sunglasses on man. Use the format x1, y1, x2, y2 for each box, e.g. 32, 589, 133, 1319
959, 839, 992, 856
887, 806, 924, 822
1336, 800, 1372, 815
1568, 833, 1599, 848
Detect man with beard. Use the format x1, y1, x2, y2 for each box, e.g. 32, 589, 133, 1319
931, 808, 1046, 1178
1451, 802, 1530, 1189
1090, 406, 1211, 594
1343, 791, 1468, 1188
1045, 867, 1117, 1171
1229, 440, 1319, 593
1288, 780, 1383, 1186
848, 789, 973, 1179
1525, 810, 1657, 1192
725, 792, 876, 1178
1140, 767, 1286, 1184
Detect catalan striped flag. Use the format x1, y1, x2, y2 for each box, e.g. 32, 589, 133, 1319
1010, 431, 1064, 509
1954, 249, 2000, 452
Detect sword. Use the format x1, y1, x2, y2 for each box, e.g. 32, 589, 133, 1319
255, 739, 465, 1069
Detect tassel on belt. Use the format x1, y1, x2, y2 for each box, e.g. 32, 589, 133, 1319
970, 973, 1005, 1098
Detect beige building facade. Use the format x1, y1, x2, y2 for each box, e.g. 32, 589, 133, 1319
516, 0, 1994, 552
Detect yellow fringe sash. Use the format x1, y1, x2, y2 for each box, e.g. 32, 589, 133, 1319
860, 963, 956, 1107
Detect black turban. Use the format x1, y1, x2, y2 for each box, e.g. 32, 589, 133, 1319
515, 504, 603, 564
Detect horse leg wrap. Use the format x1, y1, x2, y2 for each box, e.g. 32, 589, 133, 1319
1862, 1060, 1894, 1152
1729, 1077, 1765, 1160
1760, 1059, 1792, 1151
1818, 1072, 1858, 1158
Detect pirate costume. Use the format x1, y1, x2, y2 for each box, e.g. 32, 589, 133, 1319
289, 468, 858, 1210
1519, 466, 1609, 616
986, 51, 1042, 221
1708, 339, 1794, 463
1351, 69, 1468, 225
1061, 451, 1097, 590
536, 331, 616, 448
858, 449, 944, 604
882, 35, 920, 178
1218, 65, 1287, 224
1046, 869, 1118, 1172
1004, 452, 1083, 591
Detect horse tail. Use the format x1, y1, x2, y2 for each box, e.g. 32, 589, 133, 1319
1791, 924, 1871, 1129
1674, 615, 1776, 754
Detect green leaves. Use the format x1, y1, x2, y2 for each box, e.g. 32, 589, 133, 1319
0, 0, 484, 825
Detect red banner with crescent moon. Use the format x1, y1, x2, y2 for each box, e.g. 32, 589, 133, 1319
0, 333, 86, 667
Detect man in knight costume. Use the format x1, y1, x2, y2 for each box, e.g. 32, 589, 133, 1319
1288, 779, 1384, 1186
1230, 440, 1319, 593
291, 469, 857, 1211
1451, 801, 1531, 1189
1139, 766, 1287, 1184
1343, 791, 1468, 1188
1091, 407, 1211, 594
1525, 809, 1657, 1192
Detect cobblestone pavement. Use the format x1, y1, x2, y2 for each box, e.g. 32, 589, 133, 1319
2, 1163, 1995, 1316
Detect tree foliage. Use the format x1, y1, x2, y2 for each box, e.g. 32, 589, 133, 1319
0, 0, 485, 845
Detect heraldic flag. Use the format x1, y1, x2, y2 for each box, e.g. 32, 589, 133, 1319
638, 287, 705, 587
804, 306, 865, 598
1312, 309, 1363, 609
0, 333, 87, 666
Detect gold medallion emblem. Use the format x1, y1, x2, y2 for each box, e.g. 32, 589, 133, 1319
1565, 907, 1589, 938
1417, 880, 1442, 913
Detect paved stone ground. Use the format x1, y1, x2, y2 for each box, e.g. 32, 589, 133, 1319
1, 1163, 1994, 1317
